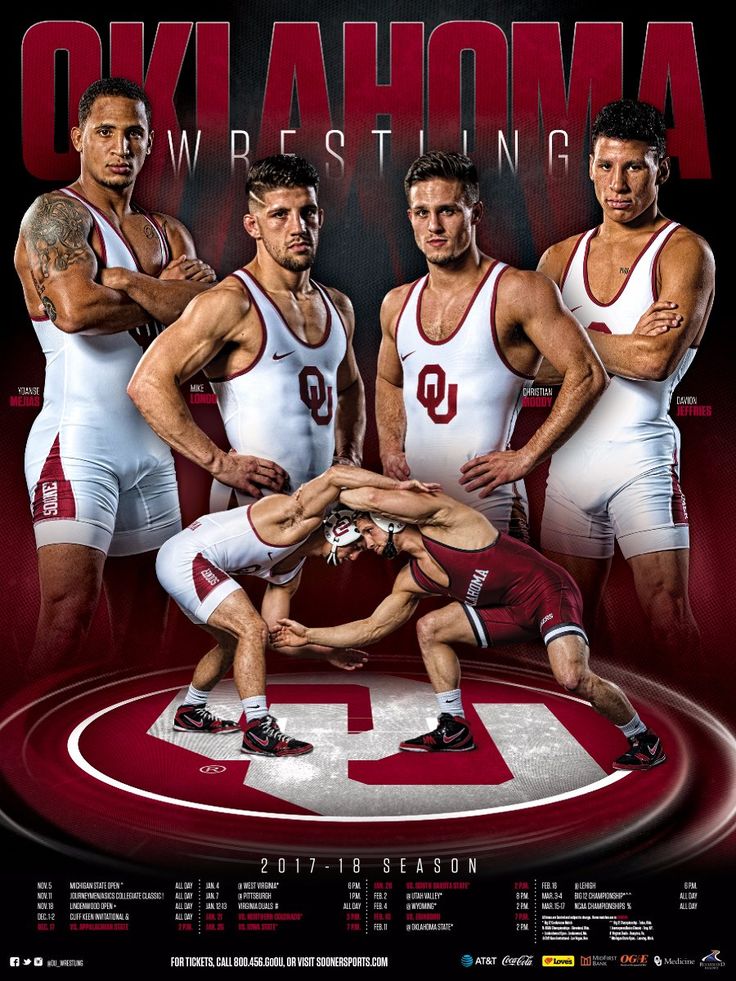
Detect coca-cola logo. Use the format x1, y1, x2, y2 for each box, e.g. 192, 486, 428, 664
502, 954, 534, 966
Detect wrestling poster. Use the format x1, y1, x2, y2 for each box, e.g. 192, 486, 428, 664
2, 1, 733, 973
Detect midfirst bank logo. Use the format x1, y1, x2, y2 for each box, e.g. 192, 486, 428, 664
542, 955, 574, 967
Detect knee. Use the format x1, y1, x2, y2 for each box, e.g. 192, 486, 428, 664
39, 577, 98, 633
639, 574, 689, 621
416, 612, 441, 653
553, 660, 591, 695
39, 595, 95, 640
230, 612, 268, 649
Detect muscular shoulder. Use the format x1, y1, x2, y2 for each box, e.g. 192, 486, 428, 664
185, 276, 251, 326
497, 266, 560, 317
20, 191, 93, 246
659, 224, 715, 280
151, 211, 196, 256
322, 286, 355, 333
18, 192, 95, 279
380, 281, 417, 335
537, 233, 583, 284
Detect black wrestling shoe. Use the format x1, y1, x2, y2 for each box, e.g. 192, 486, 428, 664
173, 703, 240, 734
399, 713, 476, 752
612, 730, 667, 771
241, 714, 313, 757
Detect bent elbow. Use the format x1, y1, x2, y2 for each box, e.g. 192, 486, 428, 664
588, 361, 608, 398
634, 353, 673, 382
51, 301, 89, 334
573, 360, 607, 404
126, 370, 157, 411
52, 296, 106, 334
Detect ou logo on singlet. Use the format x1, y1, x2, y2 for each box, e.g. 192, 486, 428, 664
299, 366, 334, 426
417, 364, 458, 424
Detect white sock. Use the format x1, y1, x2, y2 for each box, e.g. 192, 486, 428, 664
184, 685, 209, 707
242, 696, 269, 723
618, 713, 647, 739
436, 689, 464, 718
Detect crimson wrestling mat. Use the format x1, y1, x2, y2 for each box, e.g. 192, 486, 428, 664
1, 659, 734, 872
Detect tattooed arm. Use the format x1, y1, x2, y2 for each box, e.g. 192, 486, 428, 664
100, 213, 216, 324
16, 192, 150, 334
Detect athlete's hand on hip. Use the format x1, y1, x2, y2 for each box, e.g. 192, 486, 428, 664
272, 619, 309, 648
160, 255, 217, 283
633, 300, 683, 336
397, 479, 442, 494
381, 451, 411, 481
459, 449, 531, 496
213, 451, 290, 496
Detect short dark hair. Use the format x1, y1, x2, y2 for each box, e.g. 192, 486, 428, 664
592, 100, 667, 160
246, 154, 320, 207
404, 151, 479, 205
78, 78, 152, 129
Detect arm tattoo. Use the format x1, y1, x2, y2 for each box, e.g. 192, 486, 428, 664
42, 296, 58, 323
25, 195, 93, 279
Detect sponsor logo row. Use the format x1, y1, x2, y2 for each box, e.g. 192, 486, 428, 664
459, 950, 725, 968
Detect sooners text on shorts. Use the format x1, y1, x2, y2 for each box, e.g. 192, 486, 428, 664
155, 503, 307, 625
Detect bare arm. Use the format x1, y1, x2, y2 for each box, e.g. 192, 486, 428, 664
583, 232, 715, 380
534, 242, 570, 385
376, 287, 411, 480
127, 284, 288, 494
257, 465, 439, 543
261, 576, 367, 670
274, 566, 421, 648
460, 270, 607, 496
18, 192, 148, 333
100, 214, 216, 325
329, 290, 366, 465
339, 484, 448, 525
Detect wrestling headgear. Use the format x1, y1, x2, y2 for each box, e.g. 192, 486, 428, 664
369, 512, 406, 560
323, 508, 362, 566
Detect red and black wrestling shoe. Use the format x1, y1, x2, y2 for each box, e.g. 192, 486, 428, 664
399, 713, 476, 753
241, 714, 314, 757
173, 703, 240, 734
612, 730, 667, 771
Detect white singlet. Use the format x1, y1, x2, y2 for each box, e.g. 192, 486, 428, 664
542, 221, 694, 560
24, 188, 181, 556
208, 268, 348, 508
396, 261, 533, 536
155, 503, 307, 624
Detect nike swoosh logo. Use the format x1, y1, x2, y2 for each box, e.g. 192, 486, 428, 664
187, 718, 204, 728
250, 733, 270, 746
267, 552, 274, 560
647, 739, 660, 756
400, 350, 415, 362
570, 305, 582, 313
443, 730, 465, 744
273, 351, 295, 361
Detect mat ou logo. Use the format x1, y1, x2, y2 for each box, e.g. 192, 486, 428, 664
151, 675, 609, 816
